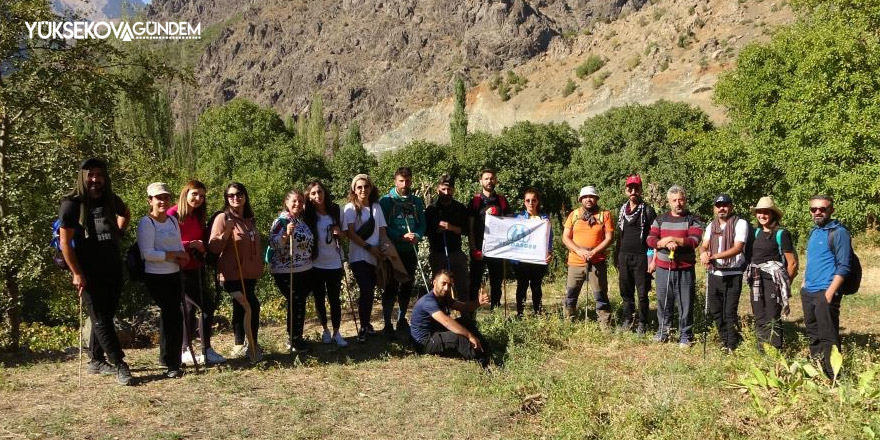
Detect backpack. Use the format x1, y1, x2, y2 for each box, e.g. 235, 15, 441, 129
828, 227, 862, 295
751, 228, 785, 264
471, 193, 509, 217
204, 210, 226, 267
50, 218, 72, 270
127, 216, 178, 282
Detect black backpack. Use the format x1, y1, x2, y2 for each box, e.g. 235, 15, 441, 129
828, 227, 862, 295
204, 210, 225, 267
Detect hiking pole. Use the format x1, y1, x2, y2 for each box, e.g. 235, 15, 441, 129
182, 286, 200, 374
442, 230, 457, 301
403, 216, 431, 296
502, 259, 509, 320
78, 293, 83, 388
230, 219, 258, 362
197, 265, 208, 364
660, 248, 675, 340
335, 239, 360, 331
702, 268, 710, 359
289, 231, 295, 353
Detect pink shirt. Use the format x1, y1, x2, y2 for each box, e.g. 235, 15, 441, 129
168, 205, 205, 271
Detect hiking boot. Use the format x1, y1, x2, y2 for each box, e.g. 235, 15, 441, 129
357, 328, 368, 343
116, 362, 133, 386
332, 332, 349, 347
382, 323, 395, 338
291, 339, 309, 354
653, 333, 669, 344
180, 350, 205, 367
635, 323, 646, 336
204, 347, 227, 364
365, 324, 376, 335
87, 360, 116, 376
563, 306, 578, 321
396, 318, 409, 332
230, 344, 248, 359
617, 320, 633, 333
321, 328, 332, 344
597, 310, 612, 331
165, 369, 183, 379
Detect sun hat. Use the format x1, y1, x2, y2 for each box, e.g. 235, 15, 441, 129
750, 196, 783, 219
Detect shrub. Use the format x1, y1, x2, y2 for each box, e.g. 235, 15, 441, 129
562, 79, 577, 97
575, 55, 606, 79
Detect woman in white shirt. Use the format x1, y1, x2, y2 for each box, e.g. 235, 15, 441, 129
342, 174, 388, 342
137, 182, 189, 378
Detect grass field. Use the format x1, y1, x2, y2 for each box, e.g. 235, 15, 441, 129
2, 244, 880, 439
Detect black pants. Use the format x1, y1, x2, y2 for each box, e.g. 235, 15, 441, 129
707, 273, 743, 349
180, 268, 216, 350
414, 317, 490, 364
383, 251, 418, 325
801, 290, 842, 378
617, 253, 650, 327
82, 268, 125, 365
350, 261, 377, 330
515, 262, 546, 315
750, 271, 783, 350
144, 272, 184, 370
313, 268, 344, 330
469, 256, 505, 309
223, 279, 259, 346
273, 270, 312, 342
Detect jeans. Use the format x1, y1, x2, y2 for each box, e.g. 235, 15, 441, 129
801, 290, 842, 378
750, 271, 783, 350
350, 261, 377, 330
707, 273, 743, 349
617, 253, 650, 327
383, 251, 417, 325
144, 272, 184, 370
564, 261, 609, 311
515, 262, 546, 315
223, 279, 259, 346
655, 267, 695, 343
313, 268, 344, 330
469, 256, 505, 309
81, 267, 125, 365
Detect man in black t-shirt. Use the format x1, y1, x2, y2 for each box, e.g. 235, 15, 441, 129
615, 175, 657, 334
58, 158, 133, 386
467, 168, 511, 308
425, 174, 470, 301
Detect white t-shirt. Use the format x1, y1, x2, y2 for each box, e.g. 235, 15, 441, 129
137, 215, 184, 275
342, 202, 387, 265
702, 218, 748, 276
314, 213, 343, 270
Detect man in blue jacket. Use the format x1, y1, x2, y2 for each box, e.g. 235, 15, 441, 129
379, 167, 426, 335
802, 195, 852, 378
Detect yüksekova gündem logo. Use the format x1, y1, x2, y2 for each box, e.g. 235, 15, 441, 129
26, 21, 201, 42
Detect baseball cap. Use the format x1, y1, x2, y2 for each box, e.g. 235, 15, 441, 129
578, 186, 599, 200
147, 182, 172, 197
625, 175, 642, 187
713, 193, 733, 205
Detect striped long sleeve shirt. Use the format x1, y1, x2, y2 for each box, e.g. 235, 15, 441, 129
646, 211, 704, 270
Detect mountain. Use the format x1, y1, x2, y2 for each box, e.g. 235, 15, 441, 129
52, 0, 147, 20
146, 0, 793, 151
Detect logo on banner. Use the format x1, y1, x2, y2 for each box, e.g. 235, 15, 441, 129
505, 223, 536, 250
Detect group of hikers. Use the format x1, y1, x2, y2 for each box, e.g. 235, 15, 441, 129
57, 158, 856, 386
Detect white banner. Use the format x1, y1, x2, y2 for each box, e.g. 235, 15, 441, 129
482, 215, 549, 265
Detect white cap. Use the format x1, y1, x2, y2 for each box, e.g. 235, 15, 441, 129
578, 186, 599, 200
146, 182, 172, 197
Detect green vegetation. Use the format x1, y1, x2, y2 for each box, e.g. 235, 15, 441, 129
562, 78, 577, 97
575, 55, 606, 79
592, 71, 612, 89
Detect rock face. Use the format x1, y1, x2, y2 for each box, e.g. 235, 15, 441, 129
147, 0, 646, 139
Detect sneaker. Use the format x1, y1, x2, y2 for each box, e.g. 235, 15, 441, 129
165, 369, 183, 379
321, 328, 332, 344
357, 328, 367, 343
678, 340, 692, 349
230, 344, 248, 358
653, 333, 669, 343
251, 345, 264, 362
636, 323, 646, 336
204, 347, 227, 364
332, 331, 349, 347
116, 362, 133, 386
87, 360, 116, 376
365, 323, 376, 335
181, 350, 205, 366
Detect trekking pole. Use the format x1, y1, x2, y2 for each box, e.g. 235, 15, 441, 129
335, 239, 360, 331
230, 218, 258, 362
78, 293, 83, 388
702, 268, 710, 359
502, 259, 509, 320
403, 216, 431, 296
182, 286, 200, 373
661, 248, 675, 340
197, 266, 208, 364
289, 231, 295, 352
442, 230, 456, 301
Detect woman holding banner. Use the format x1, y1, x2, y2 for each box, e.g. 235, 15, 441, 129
512, 188, 553, 317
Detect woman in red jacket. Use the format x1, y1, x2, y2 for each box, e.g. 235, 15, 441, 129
168, 180, 226, 365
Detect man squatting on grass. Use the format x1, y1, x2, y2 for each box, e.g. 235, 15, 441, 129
699, 194, 749, 353
646, 185, 704, 347
802, 195, 853, 378
410, 270, 491, 368
58, 158, 134, 386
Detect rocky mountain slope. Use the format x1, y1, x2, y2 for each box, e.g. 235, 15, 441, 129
52, 0, 147, 20
146, 0, 792, 152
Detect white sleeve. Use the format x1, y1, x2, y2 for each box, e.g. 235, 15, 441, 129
341, 204, 354, 231
734, 219, 749, 243
137, 217, 166, 262
373, 203, 387, 228
702, 226, 711, 244
172, 217, 185, 252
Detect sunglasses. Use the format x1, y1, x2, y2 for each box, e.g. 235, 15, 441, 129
226, 193, 244, 199
809, 206, 828, 213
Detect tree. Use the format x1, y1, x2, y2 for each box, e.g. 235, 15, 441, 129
328, 131, 377, 204
374, 141, 459, 202
450, 77, 468, 149
306, 94, 326, 156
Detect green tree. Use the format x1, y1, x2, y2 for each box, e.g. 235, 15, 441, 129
328, 129, 377, 203
450, 77, 468, 149
306, 94, 325, 156
374, 141, 459, 201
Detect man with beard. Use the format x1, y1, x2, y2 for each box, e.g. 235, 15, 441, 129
409, 270, 490, 367
802, 195, 853, 378
646, 185, 704, 347
467, 168, 511, 309
379, 166, 426, 335
425, 174, 469, 301
615, 175, 657, 334
58, 158, 133, 385
562, 186, 614, 328
699, 194, 749, 352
